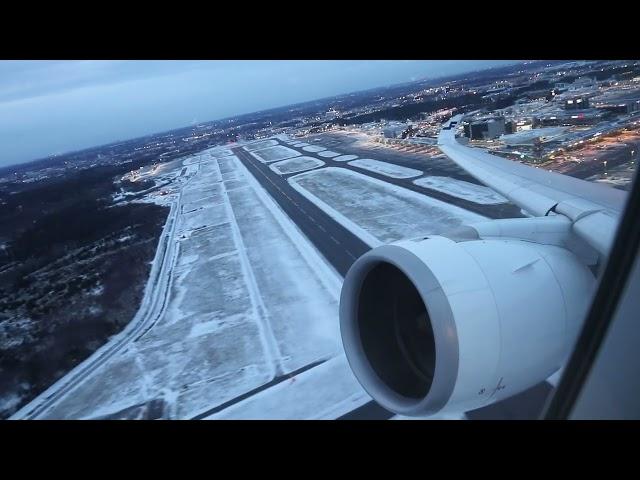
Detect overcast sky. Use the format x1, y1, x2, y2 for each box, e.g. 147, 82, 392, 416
0, 60, 520, 167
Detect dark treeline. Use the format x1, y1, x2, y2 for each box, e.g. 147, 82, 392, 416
0, 151, 170, 418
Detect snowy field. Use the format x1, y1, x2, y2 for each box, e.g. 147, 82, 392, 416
333, 154, 358, 162
211, 149, 235, 157
248, 145, 301, 163
348, 159, 422, 179
244, 139, 279, 151
289, 167, 486, 244
302, 145, 326, 153
413, 176, 508, 205
317, 150, 341, 158
25, 137, 520, 420
270, 156, 325, 175
292, 142, 310, 148
207, 356, 369, 420
40, 150, 355, 419
181, 192, 223, 214
273, 134, 292, 143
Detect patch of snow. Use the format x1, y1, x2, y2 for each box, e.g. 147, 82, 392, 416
208, 148, 235, 158
207, 356, 369, 419
413, 176, 508, 205
116, 234, 134, 243
348, 159, 422, 179
244, 139, 279, 152
88, 284, 104, 296
269, 157, 325, 175
289, 167, 486, 244
317, 150, 341, 158
273, 134, 292, 142
333, 154, 358, 162
302, 145, 326, 153
247, 145, 301, 163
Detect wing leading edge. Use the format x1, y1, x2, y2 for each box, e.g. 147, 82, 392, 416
437, 115, 628, 256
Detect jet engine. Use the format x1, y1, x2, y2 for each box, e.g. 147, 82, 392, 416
339, 233, 596, 416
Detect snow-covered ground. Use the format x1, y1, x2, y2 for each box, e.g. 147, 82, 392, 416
333, 154, 358, 162
317, 150, 341, 158
273, 134, 293, 143
302, 145, 326, 153
347, 159, 423, 179
19, 136, 536, 420
289, 167, 486, 244
270, 156, 325, 175
207, 356, 370, 420
244, 139, 279, 151
248, 145, 301, 163
39, 149, 356, 420
413, 176, 509, 205
211, 148, 235, 157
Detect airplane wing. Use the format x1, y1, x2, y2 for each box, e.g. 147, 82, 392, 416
437, 115, 628, 256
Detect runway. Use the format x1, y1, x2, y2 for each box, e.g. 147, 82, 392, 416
285, 135, 523, 219
233, 147, 370, 276
235, 136, 554, 420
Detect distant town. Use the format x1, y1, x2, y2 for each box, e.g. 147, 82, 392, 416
3, 60, 639, 196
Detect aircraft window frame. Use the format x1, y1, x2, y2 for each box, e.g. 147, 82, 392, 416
544, 167, 640, 419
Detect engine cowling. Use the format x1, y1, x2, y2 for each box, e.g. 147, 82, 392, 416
339, 235, 596, 416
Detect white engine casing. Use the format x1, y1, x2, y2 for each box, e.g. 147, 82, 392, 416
340, 235, 596, 416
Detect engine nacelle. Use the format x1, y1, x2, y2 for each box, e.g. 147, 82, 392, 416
340, 235, 596, 416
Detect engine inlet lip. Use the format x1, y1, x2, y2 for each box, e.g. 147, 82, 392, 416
340, 243, 460, 416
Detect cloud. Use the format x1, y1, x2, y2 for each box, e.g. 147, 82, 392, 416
0, 60, 208, 105
0, 60, 521, 166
